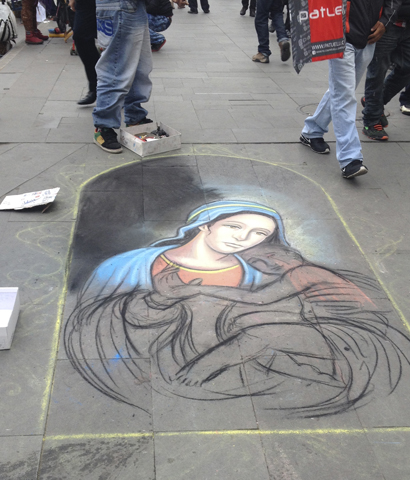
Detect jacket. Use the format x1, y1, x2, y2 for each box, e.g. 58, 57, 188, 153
346, 0, 402, 49
397, 0, 410, 21
146, 0, 173, 17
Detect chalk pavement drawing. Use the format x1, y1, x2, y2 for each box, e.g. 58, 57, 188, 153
64, 189, 410, 418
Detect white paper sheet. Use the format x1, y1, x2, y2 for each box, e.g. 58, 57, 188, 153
0, 188, 60, 210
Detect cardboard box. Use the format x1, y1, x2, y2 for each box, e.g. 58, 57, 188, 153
119, 122, 181, 158
0, 288, 20, 350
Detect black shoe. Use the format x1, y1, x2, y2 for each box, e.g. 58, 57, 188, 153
94, 128, 123, 153
249, 8, 255, 16
188, 9, 198, 13
240, 7, 246, 15
126, 117, 153, 127
77, 91, 96, 105
203, 8, 210, 12
300, 134, 330, 154
361, 96, 388, 128
342, 160, 368, 179
279, 40, 290, 62
362, 124, 389, 141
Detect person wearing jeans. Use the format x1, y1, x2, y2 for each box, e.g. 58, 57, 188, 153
362, 0, 410, 140
300, 0, 400, 179
92, 0, 153, 153
252, 0, 290, 64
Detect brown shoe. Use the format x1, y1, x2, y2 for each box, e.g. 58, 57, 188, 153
252, 52, 269, 63
34, 29, 49, 41
25, 32, 44, 45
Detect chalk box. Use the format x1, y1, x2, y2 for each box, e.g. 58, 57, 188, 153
119, 122, 181, 158
0, 288, 20, 350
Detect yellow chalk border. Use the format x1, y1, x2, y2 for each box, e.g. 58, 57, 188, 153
40, 150, 410, 442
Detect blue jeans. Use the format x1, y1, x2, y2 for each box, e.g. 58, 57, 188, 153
93, 0, 153, 129
255, 0, 287, 56
302, 42, 375, 168
148, 14, 171, 45
363, 25, 410, 125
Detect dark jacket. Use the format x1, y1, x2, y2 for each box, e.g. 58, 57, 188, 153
346, 0, 402, 49
146, 0, 173, 17
397, 0, 410, 21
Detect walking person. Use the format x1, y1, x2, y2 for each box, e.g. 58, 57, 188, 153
240, 0, 255, 17
187, 0, 209, 14
299, 0, 400, 179
252, 0, 290, 64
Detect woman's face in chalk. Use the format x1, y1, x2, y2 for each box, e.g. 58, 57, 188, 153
199, 213, 276, 254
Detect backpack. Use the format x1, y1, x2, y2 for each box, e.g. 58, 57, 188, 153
0, 0, 18, 43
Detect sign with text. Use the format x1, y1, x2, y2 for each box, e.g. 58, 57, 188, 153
289, 0, 346, 73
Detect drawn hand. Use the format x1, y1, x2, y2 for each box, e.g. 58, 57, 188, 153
368, 21, 385, 44
153, 265, 203, 299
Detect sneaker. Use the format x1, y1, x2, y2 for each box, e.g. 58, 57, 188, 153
25, 32, 43, 45
240, 7, 246, 15
126, 117, 153, 127
400, 104, 410, 115
279, 40, 290, 62
94, 128, 123, 153
362, 124, 388, 141
151, 39, 166, 52
299, 134, 330, 154
252, 52, 269, 63
342, 160, 368, 179
33, 29, 49, 41
361, 96, 388, 127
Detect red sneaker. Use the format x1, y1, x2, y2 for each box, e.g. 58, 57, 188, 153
34, 29, 49, 41
25, 33, 44, 45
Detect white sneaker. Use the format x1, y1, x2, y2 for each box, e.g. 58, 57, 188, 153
400, 104, 410, 116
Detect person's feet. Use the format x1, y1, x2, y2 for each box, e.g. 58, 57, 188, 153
279, 40, 290, 62
249, 8, 255, 16
33, 29, 49, 41
77, 91, 96, 105
341, 160, 368, 179
125, 117, 154, 127
240, 7, 246, 15
299, 134, 330, 154
151, 39, 166, 52
362, 124, 389, 141
252, 52, 269, 63
94, 128, 123, 153
400, 104, 410, 115
188, 8, 198, 13
361, 96, 388, 127
25, 32, 43, 45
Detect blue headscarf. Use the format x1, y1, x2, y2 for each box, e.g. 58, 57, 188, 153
87, 200, 288, 296
152, 200, 289, 247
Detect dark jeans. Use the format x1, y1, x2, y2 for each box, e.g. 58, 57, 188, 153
188, 0, 209, 12
363, 24, 410, 125
73, 0, 100, 92
255, 0, 287, 56
399, 84, 410, 105
242, 0, 256, 10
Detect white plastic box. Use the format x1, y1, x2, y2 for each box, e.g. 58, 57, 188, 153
0, 288, 20, 350
119, 122, 181, 158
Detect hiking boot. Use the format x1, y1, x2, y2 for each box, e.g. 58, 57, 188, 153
94, 128, 123, 153
33, 29, 49, 41
400, 104, 410, 115
279, 40, 290, 62
361, 96, 388, 127
151, 39, 166, 52
126, 118, 153, 127
300, 134, 330, 154
25, 32, 43, 45
240, 7, 246, 15
249, 8, 255, 16
362, 124, 388, 141
252, 52, 269, 63
342, 160, 368, 179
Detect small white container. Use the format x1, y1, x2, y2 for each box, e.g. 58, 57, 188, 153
0, 287, 20, 350
119, 122, 181, 158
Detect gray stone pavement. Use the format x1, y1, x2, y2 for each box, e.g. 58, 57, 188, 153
1, 2, 410, 479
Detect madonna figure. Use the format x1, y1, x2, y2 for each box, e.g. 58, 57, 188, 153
65, 200, 410, 417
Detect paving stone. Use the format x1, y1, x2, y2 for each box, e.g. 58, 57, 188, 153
39, 437, 155, 480
0, 435, 42, 480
